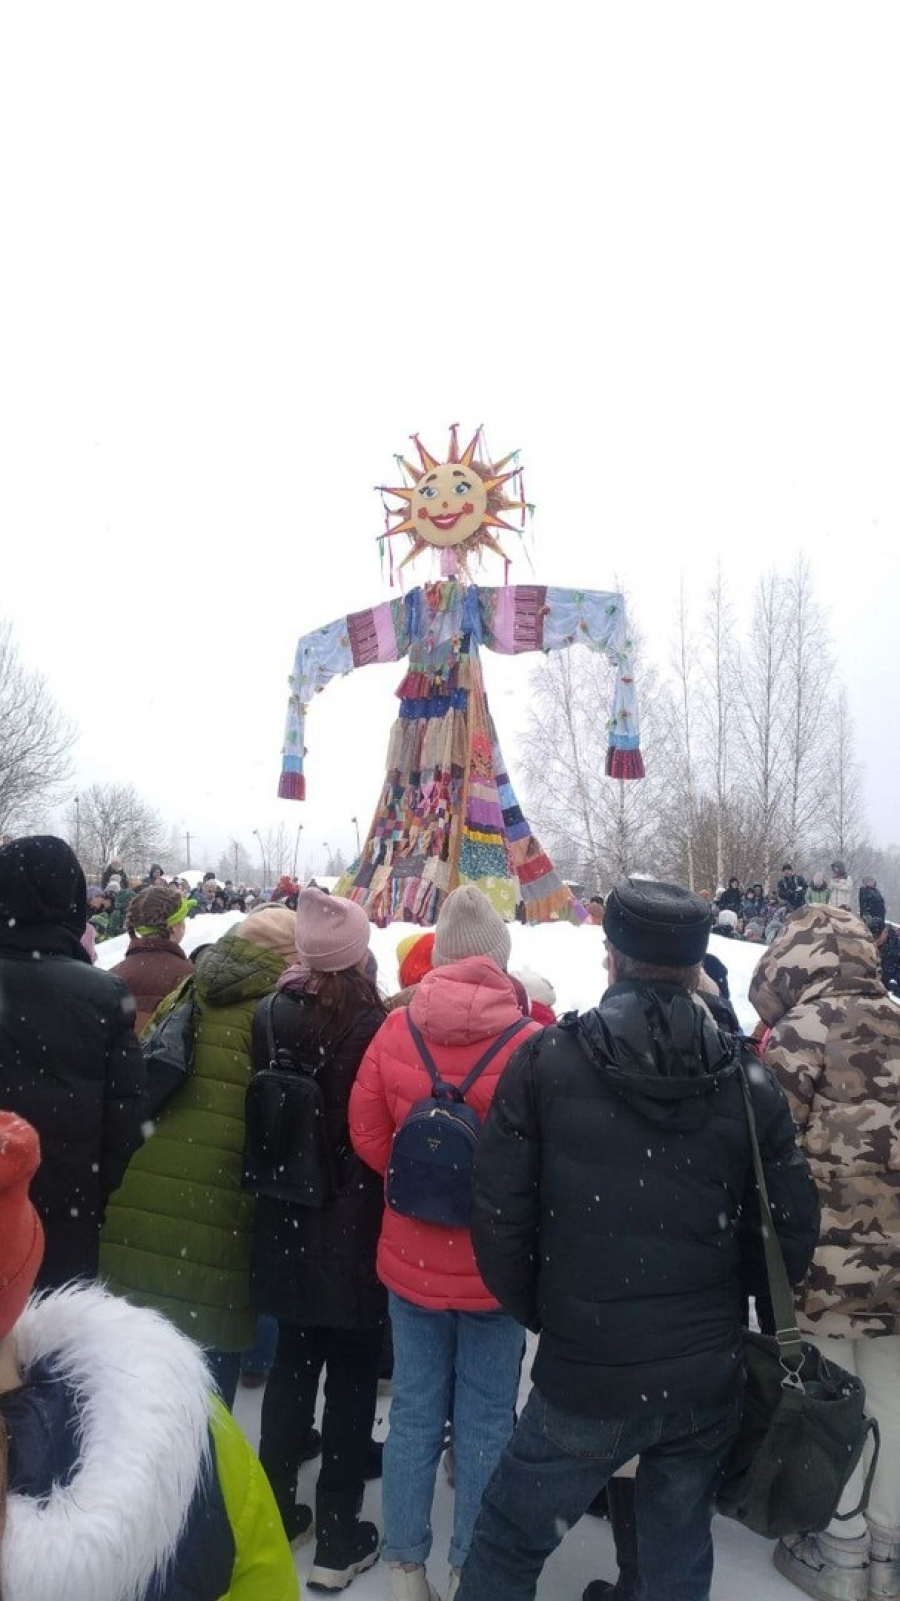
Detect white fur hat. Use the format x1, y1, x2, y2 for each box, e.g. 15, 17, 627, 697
513, 964, 557, 1007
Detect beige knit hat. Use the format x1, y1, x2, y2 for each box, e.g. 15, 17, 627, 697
432, 885, 512, 971
239, 905, 298, 962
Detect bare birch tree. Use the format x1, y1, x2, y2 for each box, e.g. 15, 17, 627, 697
698, 563, 737, 889
518, 642, 672, 889
782, 556, 834, 853
732, 570, 791, 887
0, 621, 75, 832
65, 783, 167, 878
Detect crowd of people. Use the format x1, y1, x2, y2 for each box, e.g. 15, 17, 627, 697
0, 830, 898, 1601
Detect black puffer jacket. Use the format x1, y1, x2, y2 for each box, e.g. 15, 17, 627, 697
0, 835, 146, 1287
471, 981, 819, 1417
249, 980, 387, 1328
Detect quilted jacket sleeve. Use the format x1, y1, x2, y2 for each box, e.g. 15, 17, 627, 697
99, 974, 148, 1202
348, 1015, 398, 1177
469, 1035, 543, 1332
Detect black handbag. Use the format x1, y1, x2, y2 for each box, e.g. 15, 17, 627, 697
140, 981, 196, 1119
717, 1065, 880, 1538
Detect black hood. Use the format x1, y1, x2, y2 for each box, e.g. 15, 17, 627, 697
574, 980, 738, 1129
0, 836, 87, 938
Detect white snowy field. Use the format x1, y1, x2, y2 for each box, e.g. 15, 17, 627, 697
99, 915, 794, 1598
96, 910, 763, 1029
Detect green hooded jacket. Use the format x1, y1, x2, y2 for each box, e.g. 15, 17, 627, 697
100, 929, 288, 1350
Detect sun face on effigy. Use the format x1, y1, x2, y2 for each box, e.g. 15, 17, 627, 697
380, 425, 526, 575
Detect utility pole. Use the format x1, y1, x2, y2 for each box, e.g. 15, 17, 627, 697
184, 830, 192, 869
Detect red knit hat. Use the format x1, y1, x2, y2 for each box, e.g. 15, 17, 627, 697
294, 888, 371, 973
0, 1112, 44, 1338
396, 931, 436, 990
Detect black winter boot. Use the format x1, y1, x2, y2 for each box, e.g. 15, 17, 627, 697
308, 1490, 379, 1592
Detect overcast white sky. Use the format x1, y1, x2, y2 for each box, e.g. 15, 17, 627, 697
2, 2, 898, 875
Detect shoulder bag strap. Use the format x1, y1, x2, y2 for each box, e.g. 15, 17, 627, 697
262, 992, 281, 1071
738, 1059, 806, 1377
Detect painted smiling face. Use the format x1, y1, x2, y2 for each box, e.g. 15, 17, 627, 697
410, 463, 489, 548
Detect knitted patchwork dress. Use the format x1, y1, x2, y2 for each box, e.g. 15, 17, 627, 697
278, 580, 642, 927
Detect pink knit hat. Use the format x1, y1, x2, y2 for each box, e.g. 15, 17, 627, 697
294, 888, 371, 973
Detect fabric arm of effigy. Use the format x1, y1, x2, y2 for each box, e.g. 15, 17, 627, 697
477, 585, 644, 779
277, 596, 413, 800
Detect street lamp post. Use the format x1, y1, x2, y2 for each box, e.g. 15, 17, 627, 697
323, 841, 331, 875
351, 815, 360, 856
292, 822, 304, 880
253, 829, 268, 890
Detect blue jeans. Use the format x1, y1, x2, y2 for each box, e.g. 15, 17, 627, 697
383, 1291, 525, 1571
241, 1313, 279, 1378
457, 1384, 742, 1601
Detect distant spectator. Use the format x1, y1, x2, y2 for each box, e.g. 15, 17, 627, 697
805, 872, 831, 905
0, 835, 146, 1286
777, 863, 808, 911
715, 909, 739, 938
389, 930, 436, 1010
740, 885, 765, 923
111, 884, 193, 1034
864, 916, 900, 998
743, 918, 766, 943
860, 877, 887, 923
587, 895, 605, 926
105, 871, 136, 938
144, 862, 166, 886
513, 965, 558, 1026
717, 877, 743, 914
829, 861, 853, 912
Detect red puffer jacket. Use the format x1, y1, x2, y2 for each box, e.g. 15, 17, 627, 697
349, 956, 540, 1312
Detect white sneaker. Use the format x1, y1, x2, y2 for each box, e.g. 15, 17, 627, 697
868, 1522, 900, 1599
387, 1562, 442, 1601
774, 1530, 869, 1601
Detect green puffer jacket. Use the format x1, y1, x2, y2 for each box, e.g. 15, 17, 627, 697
100, 929, 289, 1351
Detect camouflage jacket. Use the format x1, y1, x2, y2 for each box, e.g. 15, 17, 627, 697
749, 904, 900, 1337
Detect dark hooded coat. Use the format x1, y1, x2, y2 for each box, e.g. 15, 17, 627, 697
470, 980, 819, 1417
0, 836, 146, 1286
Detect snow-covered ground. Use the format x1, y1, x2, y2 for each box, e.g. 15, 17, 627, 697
99, 914, 795, 1598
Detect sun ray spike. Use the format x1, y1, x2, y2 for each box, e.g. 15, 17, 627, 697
448, 423, 460, 462
410, 433, 439, 472
382, 516, 417, 537
491, 450, 519, 473
459, 427, 483, 467
378, 483, 415, 503
482, 468, 519, 493
480, 532, 510, 559
399, 538, 428, 570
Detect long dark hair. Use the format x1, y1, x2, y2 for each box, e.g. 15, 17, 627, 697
305, 967, 386, 1031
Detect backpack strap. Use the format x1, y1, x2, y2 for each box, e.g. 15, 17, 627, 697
405, 1013, 530, 1102
262, 992, 280, 1071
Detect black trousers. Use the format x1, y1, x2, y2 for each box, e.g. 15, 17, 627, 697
259, 1321, 382, 1518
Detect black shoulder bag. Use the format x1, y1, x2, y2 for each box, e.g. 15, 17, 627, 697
241, 992, 340, 1208
140, 980, 196, 1120
717, 1063, 880, 1538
